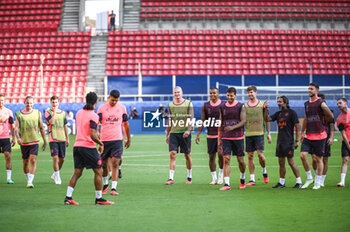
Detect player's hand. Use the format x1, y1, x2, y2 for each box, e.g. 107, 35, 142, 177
267, 133, 272, 144
17, 138, 23, 146
11, 137, 16, 147
195, 136, 200, 144
165, 135, 169, 144
263, 100, 269, 108
42, 141, 47, 151
327, 137, 333, 146
294, 140, 299, 149
183, 131, 190, 138
98, 144, 104, 154
224, 126, 235, 132
124, 139, 130, 149
65, 139, 70, 147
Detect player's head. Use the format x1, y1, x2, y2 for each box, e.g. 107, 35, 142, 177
308, 83, 319, 98
337, 98, 348, 111
277, 96, 289, 110
209, 87, 219, 101
246, 85, 257, 101
173, 86, 183, 100
50, 95, 59, 108
108, 89, 120, 107
83, 92, 98, 110
24, 96, 34, 111
226, 87, 237, 104
0, 94, 4, 108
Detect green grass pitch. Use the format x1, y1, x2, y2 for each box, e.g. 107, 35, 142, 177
0, 133, 349, 232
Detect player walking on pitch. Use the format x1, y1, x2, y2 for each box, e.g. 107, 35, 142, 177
300, 83, 334, 190
14, 96, 47, 188
196, 87, 225, 185
336, 98, 350, 187
64, 92, 114, 205
165, 86, 193, 184
218, 87, 247, 190
98, 90, 130, 196
0, 94, 16, 184
45, 96, 69, 185
245, 85, 271, 186
264, 96, 303, 188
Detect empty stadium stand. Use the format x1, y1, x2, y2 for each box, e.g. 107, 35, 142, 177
0, 31, 90, 103
106, 29, 350, 76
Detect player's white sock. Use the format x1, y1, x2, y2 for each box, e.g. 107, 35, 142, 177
27, 174, 34, 185
224, 177, 230, 186
315, 175, 322, 187
296, 177, 302, 184
306, 170, 313, 180
340, 173, 346, 184
54, 171, 60, 178
280, 178, 285, 185
262, 167, 267, 174
6, 170, 12, 180
25, 173, 29, 181
169, 170, 175, 180
109, 171, 112, 177
96, 190, 102, 199
211, 171, 217, 181
187, 169, 192, 178
66, 186, 74, 197
219, 169, 223, 177
112, 181, 118, 189
103, 176, 109, 185
321, 175, 326, 185
250, 174, 255, 182
240, 172, 245, 180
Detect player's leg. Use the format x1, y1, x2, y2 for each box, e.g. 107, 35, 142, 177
209, 153, 217, 184
102, 158, 110, 194
237, 155, 246, 189
26, 154, 37, 188
110, 157, 121, 195
218, 148, 224, 184
166, 133, 178, 184
257, 150, 268, 183
246, 137, 256, 185
50, 142, 59, 182
184, 152, 192, 183
311, 154, 317, 176
300, 138, 314, 188
93, 167, 114, 205
312, 139, 326, 190
287, 157, 302, 188
64, 168, 83, 205
4, 151, 13, 184
182, 134, 192, 183
220, 155, 231, 190
273, 157, 286, 188
118, 156, 122, 179
107, 157, 112, 179
338, 156, 348, 187
321, 156, 328, 187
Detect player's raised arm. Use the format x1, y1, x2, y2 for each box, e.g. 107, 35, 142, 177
195, 105, 205, 144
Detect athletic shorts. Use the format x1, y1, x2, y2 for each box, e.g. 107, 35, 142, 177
0, 138, 11, 153
101, 140, 123, 160
169, 133, 191, 154
21, 144, 39, 159
207, 138, 220, 154
276, 142, 294, 158
301, 138, 326, 157
73, 147, 102, 169
49, 142, 66, 158
222, 139, 244, 156
245, 135, 264, 152
341, 141, 350, 157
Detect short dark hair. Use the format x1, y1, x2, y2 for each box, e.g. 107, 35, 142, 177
210, 87, 219, 92
337, 98, 348, 104
309, 82, 319, 90
84, 92, 98, 110
0, 94, 4, 98
246, 85, 257, 92
109, 90, 120, 98
50, 95, 59, 101
318, 93, 325, 100
277, 96, 290, 108
226, 87, 237, 94
25, 96, 34, 102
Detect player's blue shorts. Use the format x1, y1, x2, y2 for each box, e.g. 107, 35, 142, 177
245, 135, 264, 152
169, 133, 191, 154
73, 147, 102, 169
222, 139, 245, 156
0, 138, 11, 153
21, 144, 39, 159
101, 140, 123, 160
50, 142, 66, 158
